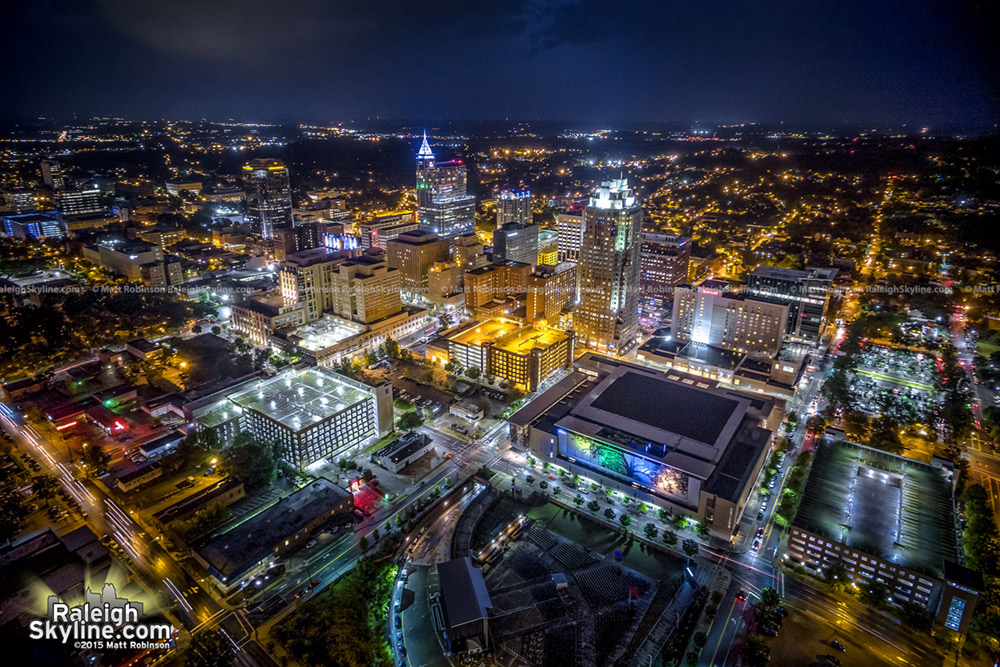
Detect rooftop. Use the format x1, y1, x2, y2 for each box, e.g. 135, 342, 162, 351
196, 478, 351, 580
291, 315, 365, 351
587, 369, 741, 446
449, 319, 519, 347
793, 439, 958, 579
493, 325, 569, 355
228, 367, 371, 432
437, 557, 492, 628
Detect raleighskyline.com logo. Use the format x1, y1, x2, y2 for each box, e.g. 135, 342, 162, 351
28, 584, 175, 650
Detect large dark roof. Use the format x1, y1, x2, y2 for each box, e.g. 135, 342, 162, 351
437, 557, 492, 629
589, 370, 739, 444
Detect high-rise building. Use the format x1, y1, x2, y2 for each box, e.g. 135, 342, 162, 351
451, 234, 488, 269
672, 281, 788, 356
55, 188, 104, 216
640, 233, 691, 304
386, 229, 450, 293
273, 222, 321, 261
526, 262, 577, 324
330, 253, 402, 324
556, 204, 585, 262
279, 248, 354, 322
493, 221, 539, 266
359, 211, 416, 249
415, 132, 476, 238
496, 189, 532, 227
575, 179, 643, 354
746, 266, 838, 344
40, 159, 66, 191
243, 158, 293, 241
464, 261, 531, 316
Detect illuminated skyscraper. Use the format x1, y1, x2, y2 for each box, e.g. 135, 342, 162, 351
40, 158, 66, 191
243, 158, 293, 241
415, 132, 476, 237
575, 178, 642, 354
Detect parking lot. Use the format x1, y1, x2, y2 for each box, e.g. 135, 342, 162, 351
849, 344, 942, 423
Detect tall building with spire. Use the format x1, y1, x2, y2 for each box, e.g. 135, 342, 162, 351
415, 132, 476, 238
575, 178, 643, 355
243, 158, 293, 241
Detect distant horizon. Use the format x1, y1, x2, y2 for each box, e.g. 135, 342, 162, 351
2, 116, 996, 137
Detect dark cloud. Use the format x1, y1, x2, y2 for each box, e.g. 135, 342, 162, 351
0, 0, 995, 127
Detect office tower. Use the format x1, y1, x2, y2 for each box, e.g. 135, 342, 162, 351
640, 232, 691, 304
451, 233, 488, 269
556, 204, 585, 262
526, 262, 577, 323
496, 189, 532, 227
386, 229, 450, 292
672, 282, 788, 355
279, 248, 353, 322
330, 254, 402, 324
493, 221, 539, 266
273, 222, 321, 261
55, 188, 103, 216
40, 159, 65, 191
746, 266, 838, 344
243, 158, 293, 241
1, 188, 37, 212
359, 211, 416, 249
463, 261, 531, 316
575, 179, 643, 354
415, 132, 476, 237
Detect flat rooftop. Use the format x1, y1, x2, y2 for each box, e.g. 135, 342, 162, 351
588, 370, 740, 446
228, 368, 371, 432
196, 478, 350, 580
793, 440, 957, 579
494, 325, 569, 354
292, 315, 365, 351
449, 320, 519, 347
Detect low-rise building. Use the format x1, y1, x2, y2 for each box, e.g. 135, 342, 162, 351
152, 478, 245, 532
116, 462, 162, 492
786, 439, 979, 633
438, 557, 493, 654
509, 353, 784, 539
374, 431, 434, 473
192, 478, 354, 592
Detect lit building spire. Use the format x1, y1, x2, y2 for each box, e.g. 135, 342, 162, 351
417, 130, 434, 160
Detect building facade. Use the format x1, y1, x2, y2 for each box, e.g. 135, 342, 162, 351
415, 132, 476, 237
640, 233, 691, 304
493, 221, 539, 266
672, 282, 789, 356
746, 266, 838, 344
496, 189, 532, 227
243, 158, 293, 240
386, 229, 451, 293
575, 179, 643, 354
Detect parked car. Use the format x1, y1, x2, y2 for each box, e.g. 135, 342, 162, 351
831, 640, 846, 652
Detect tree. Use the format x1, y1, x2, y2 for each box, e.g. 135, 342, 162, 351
526, 475, 535, 485
644, 523, 659, 540
573, 494, 584, 507
0, 492, 28, 545
466, 366, 481, 380
619, 513, 632, 529
381, 336, 400, 359
822, 559, 849, 587
191, 324, 202, 334
211, 325, 222, 336
759, 587, 780, 611
693, 631, 708, 649
539, 481, 548, 490
859, 580, 889, 612
396, 411, 424, 430
740, 634, 770, 667
358, 535, 369, 552
185, 630, 234, 667
604, 508, 616, 522
897, 600, 933, 631
31, 475, 58, 507
682, 539, 700, 558
868, 415, 904, 454
587, 500, 600, 512
663, 530, 678, 546
221, 432, 280, 489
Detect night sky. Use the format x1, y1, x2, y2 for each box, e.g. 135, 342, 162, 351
3, 0, 997, 128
